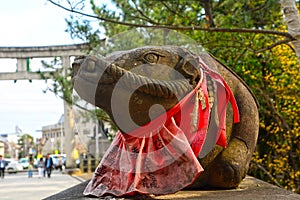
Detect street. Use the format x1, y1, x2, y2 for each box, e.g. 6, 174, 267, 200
0, 170, 82, 200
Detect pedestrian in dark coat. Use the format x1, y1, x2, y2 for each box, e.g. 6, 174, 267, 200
44, 153, 54, 178
0, 155, 6, 179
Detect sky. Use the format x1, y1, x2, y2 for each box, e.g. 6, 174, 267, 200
0, 0, 84, 138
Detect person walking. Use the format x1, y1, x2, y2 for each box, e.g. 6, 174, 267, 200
28, 155, 34, 178
0, 155, 6, 179
28, 161, 34, 178
57, 156, 63, 172
43, 155, 46, 177
37, 157, 45, 178
28, 154, 34, 178
44, 153, 54, 178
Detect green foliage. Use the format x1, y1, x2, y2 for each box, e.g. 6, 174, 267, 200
18, 133, 35, 158
49, 0, 300, 193
213, 0, 282, 29
248, 44, 300, 192
39, 57, 73, 104
40, 57, 116, 134
18, 134, 34, 145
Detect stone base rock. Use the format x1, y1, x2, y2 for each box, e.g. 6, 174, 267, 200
44, 176, 300, 200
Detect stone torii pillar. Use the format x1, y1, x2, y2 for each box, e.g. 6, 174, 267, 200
0, 44, 87, 168
61, 56, 76, 168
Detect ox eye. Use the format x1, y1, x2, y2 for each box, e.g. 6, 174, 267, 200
143, 53, 159, 64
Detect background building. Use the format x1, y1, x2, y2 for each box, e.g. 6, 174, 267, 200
41, 111, 112, 160
0, 133, 19, 159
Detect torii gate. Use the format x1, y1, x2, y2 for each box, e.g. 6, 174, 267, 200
0, 43, 86, 168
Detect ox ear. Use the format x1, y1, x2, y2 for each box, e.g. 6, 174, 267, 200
175, 48, 201, 87
72, 56, 86, 79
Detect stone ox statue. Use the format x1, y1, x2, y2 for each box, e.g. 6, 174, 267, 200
72, 46, 259, 197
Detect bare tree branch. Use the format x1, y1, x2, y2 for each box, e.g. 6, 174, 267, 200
257, 88, 291, 132
48, 0, 295, 40
249, 0, 269, 12
233, 48, 248, 67
160, 1, 186, 19
251, 38, 294, 53
131, 0, 160, 25
252, 161, 283, 188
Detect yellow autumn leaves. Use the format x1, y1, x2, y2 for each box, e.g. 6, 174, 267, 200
249, 42, 300, 193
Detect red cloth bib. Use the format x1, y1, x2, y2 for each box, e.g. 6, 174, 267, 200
83, 58, 239, 197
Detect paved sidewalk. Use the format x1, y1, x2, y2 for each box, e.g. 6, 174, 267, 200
0, 171, 81, 200
74, 173, 93, 181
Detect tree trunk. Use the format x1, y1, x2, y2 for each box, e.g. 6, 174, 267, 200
200, 0, 215, 28
280, 0, 300, 62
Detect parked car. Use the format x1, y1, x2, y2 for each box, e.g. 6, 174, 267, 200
18, 157, 38, 169
5, 160, 24, 173
18, 158, 29, 169
4, 158, 13, 165
50, 154, 66, 169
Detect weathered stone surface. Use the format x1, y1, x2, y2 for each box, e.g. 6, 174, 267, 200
72, 46, 259, 189
44, 176, 300, 200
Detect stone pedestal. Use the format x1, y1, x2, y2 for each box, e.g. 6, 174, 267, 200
44, 176, 300, 200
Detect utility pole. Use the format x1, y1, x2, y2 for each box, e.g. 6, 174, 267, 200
60, 120, 63, 154
24, 134, 28, 157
